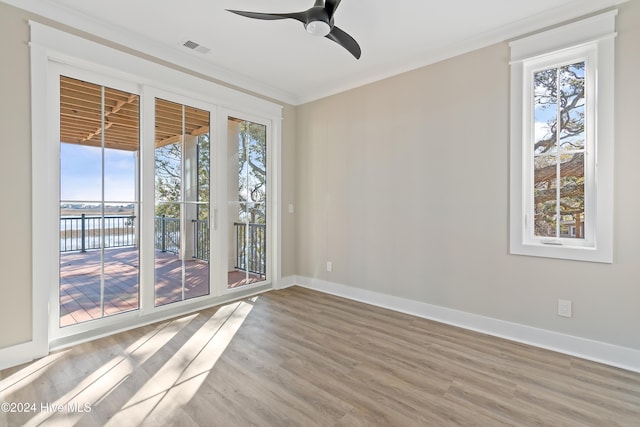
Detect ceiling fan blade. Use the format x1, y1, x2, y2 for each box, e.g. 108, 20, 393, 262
226, 10, 307, 24
325, 26, 361, 59
324, 0, 343, 19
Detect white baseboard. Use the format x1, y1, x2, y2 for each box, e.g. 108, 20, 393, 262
4, 277, 638, 374
0, 341, 38, 372
295, 276, 640, 374
275, 275, 298, 290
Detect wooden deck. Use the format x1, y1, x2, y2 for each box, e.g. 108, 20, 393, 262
59, 247, 264, 327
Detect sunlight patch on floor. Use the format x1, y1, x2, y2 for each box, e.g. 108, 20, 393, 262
19, 312, 200, 426
0, 351, 70, 395
105, 299, 255, 426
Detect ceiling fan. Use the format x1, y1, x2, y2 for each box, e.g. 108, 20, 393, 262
226, 0, 361, 59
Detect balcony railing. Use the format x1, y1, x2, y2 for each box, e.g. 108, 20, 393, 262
235, 222, 266, 276
192, 219, 210, 261
154, 215, 180, 255
60, 215, 265, 276
60, 214, 136, 252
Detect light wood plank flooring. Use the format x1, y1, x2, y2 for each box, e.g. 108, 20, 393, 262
2, 286, 640, 426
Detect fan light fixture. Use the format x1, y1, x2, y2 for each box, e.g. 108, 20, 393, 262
305, 20, 331, 37
226, 0, 362, 59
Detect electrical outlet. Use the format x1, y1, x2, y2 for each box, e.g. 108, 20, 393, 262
288, 204, 294, 214
558, 299, 572, 318
326, 261, 333, 272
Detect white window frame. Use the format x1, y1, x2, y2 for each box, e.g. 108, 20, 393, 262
509, 11, 616, 263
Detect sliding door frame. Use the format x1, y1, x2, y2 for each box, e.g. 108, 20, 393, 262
48, 63, 144, 341
30, 22, 282, 354
218, 108, 276, 297
141, 87, 219, 314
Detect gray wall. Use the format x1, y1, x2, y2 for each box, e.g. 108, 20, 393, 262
0, 3, 33, 349
295, 1, 640, 350
0, 1, 297, 350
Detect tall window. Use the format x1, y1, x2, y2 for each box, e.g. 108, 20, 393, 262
532, 60, 587, 241
509, 11, 616, 263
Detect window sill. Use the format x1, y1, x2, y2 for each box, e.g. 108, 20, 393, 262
510, 240, 612, 264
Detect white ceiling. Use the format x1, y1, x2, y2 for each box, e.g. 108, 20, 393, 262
4, 0, 626, 104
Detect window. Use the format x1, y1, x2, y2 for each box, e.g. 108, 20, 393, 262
509, 11, 616, 263
529, 53, 592, 244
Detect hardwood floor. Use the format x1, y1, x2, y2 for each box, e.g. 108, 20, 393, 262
2, 286, 640, 426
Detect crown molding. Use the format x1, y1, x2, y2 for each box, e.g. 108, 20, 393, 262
294, 0, 628, 104
0, 0, 300, 105
0, 0, 628, 106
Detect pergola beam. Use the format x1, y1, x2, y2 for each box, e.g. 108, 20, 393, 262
60, 76, 210, 152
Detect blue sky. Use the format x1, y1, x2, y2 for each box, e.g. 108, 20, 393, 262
60, 143, 137, 202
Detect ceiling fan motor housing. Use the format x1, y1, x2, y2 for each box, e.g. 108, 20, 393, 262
305, 6, 333, 36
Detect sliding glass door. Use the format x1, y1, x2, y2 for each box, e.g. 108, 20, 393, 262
226, 116, 269, 289
58, 76, 140, 327
52, 67, 275, 341
154, 98, 211, 306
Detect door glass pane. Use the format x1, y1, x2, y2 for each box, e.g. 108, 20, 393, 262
60, 144, 102, 201
154, 202, 183, 305
59, 203, 103, 326
154, 99, 210, 306
102, 86, 140, 318
185, 105, 210, 300
59, 76, 140, 327
227, 118, 267, 289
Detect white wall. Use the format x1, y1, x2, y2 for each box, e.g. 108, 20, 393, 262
295, 1, 640, 352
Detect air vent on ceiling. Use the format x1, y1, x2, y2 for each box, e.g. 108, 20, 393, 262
181, 40, 211, 54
